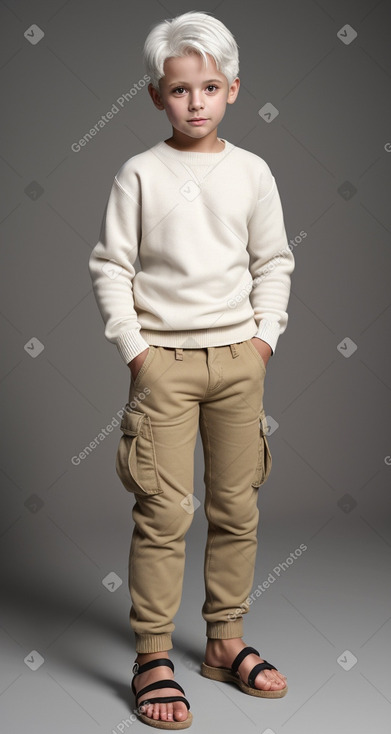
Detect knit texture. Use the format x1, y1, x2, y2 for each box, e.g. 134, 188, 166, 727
89, 139, 295, 365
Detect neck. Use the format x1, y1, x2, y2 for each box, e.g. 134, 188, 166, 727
164, 135, 225, 154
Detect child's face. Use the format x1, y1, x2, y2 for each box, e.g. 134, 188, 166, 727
148, 51, 239, 143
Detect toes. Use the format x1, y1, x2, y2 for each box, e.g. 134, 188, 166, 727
255, 672, 273, 690
138, 699, 188, 722
159, 703, 168, 720
264, 672, 282, 689
239, 653, 287, 692
140, 700, 153, 718
152, 703, 161, 720
255, 670, 287, 690
162, 702, 187, 721
173, 703, 188, 721
273, 670, 288, 687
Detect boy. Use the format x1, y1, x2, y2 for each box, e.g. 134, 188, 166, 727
88, 10, 294, 729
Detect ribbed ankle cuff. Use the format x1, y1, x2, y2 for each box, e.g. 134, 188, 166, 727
206, 618, 244, 639
135, 633, 173, 653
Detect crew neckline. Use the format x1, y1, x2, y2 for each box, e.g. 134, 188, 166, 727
154, 138, 233, 164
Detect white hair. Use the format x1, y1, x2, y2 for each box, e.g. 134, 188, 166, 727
143, 10, 240, 92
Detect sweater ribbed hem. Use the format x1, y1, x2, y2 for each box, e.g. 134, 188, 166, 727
116, 317, 282, 365
140, 319, 260, 351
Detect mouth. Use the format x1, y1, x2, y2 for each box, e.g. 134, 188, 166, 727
188, 118, 209, 126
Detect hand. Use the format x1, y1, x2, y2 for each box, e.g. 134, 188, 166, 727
127, 347, 149, 381
250, 338, 272, 369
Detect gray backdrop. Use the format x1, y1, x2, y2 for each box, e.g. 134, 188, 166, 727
1, 1, 390, 732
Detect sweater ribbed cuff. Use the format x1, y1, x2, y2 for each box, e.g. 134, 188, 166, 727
254, 319, 282, 355
116, 330, 151, 365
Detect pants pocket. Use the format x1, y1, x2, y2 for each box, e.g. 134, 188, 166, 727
115, 407, 163, 496
246, 339, 267, 375
251, 408, 272, 487
132, 345, 157, 387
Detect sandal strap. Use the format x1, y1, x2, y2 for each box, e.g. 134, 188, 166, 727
132, 658, 174, 676
137, 695, 190, 711
131, 659, 175, 696
248, 660, 277, 688
135, 679, 186, 707
231, 646, 260, 674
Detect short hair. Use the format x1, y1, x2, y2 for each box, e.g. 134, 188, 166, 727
143, 10, 239, 92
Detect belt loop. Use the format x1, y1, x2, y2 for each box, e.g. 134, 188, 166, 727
175, 347, 184, 360
229, 343, 239, 358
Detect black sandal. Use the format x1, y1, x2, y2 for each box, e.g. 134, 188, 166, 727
201, 645, 288, 698
131, 657, 193, 729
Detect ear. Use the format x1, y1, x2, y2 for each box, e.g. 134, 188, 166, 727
148, 83, 165, 110
227, 77, 240, 104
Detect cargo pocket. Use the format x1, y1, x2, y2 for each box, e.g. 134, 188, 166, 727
251, 408, 272, 487
115, 407, 163, 496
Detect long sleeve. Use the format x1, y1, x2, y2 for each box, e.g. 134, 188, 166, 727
247, 168, 295, 355
89, 142, 295, 362
88, 175, 150, 365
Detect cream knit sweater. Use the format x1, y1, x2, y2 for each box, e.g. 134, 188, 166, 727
88, 139, 295, 365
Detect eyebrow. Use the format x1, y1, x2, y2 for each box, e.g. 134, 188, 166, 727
168, 79, 223, 88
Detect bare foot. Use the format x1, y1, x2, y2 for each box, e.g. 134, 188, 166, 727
205, 638, 287, 692
133, 651, 190, 723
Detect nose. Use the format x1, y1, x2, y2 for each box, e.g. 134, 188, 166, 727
188, 90, 204, 111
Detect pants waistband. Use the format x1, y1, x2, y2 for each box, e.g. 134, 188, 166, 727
170, 344, 240, 360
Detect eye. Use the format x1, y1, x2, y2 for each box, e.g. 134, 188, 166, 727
171, 84, 219, 94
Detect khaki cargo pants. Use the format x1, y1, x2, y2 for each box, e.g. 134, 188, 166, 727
115, 339, 272, 653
